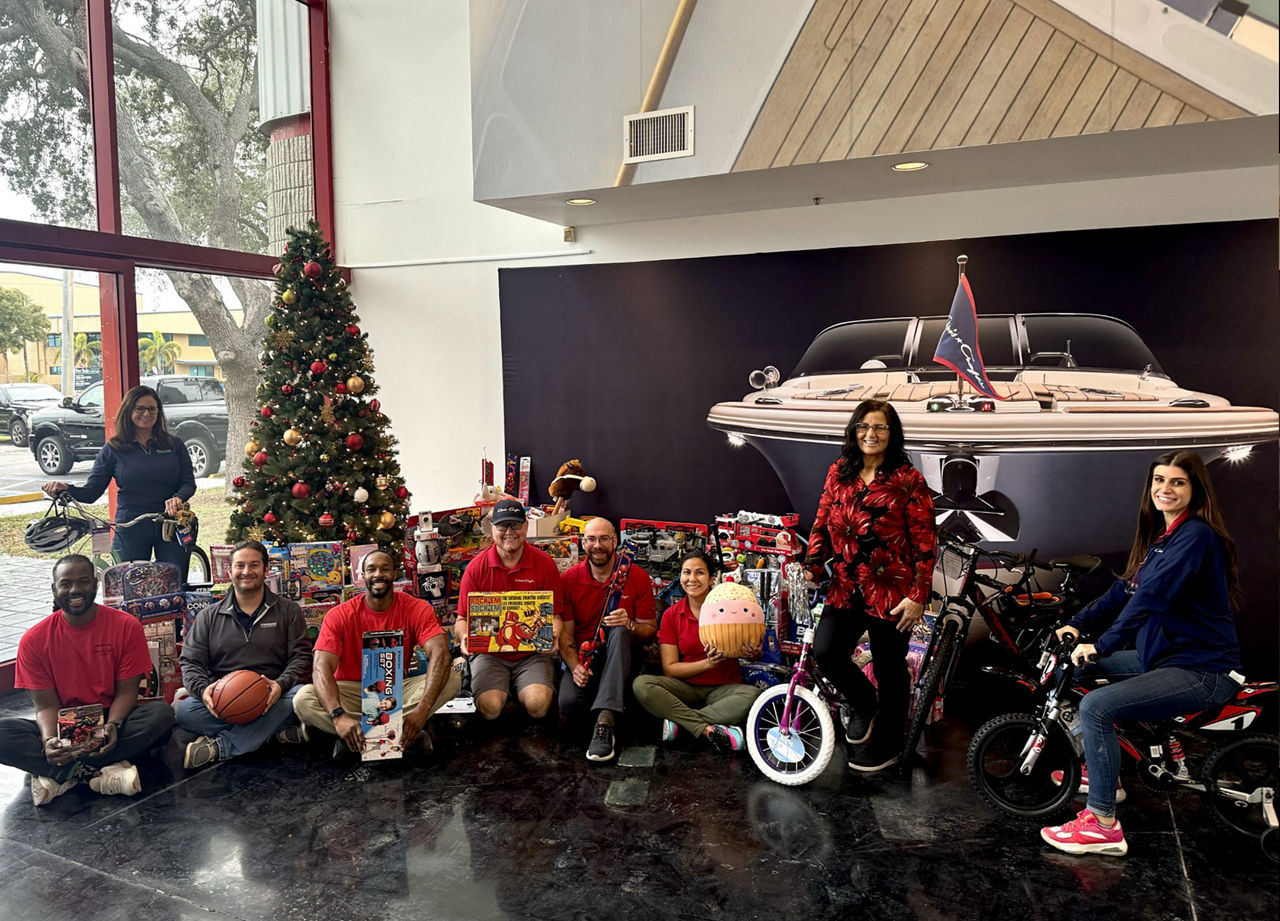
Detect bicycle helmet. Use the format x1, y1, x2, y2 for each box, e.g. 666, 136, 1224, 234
24, 512, 92, 554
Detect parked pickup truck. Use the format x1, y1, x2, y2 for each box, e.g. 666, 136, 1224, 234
28, 375, 228, 478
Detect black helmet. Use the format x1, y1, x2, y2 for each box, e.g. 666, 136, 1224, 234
24, 514, 91, 554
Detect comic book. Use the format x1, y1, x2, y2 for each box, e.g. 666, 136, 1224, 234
466, 591, 555, 654
361, 630, 404, 761
57, 704, 105, 754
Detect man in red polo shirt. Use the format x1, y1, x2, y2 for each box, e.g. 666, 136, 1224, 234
294, 549, 460, 759
559, 517, 656, 762
0, 554, 173, 805
454, 499, 564, 721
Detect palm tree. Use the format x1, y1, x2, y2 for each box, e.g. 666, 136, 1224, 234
138, 330, 181, 374
73, 332, 102, 368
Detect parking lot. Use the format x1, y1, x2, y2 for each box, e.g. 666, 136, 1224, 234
0, 439, 92, 502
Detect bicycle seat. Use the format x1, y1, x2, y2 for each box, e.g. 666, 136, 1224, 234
1051, 554, 1101, 575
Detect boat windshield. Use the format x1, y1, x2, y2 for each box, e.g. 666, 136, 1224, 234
791, 319, 914, 377
915, 317, 1016, 367
1021, 315, 1163, 374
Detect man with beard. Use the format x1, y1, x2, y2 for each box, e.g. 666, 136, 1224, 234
454, 499, 565, 721
0, 555, 174, 805
559, 517, 656, 762
177, 541, 313, 768
294, 549, 460, 759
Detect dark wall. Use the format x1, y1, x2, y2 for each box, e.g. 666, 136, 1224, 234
500, 220, 1279, 675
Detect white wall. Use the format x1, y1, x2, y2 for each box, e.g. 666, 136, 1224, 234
328, 0, 1278, 513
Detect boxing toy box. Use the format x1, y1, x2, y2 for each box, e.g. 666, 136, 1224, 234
466, 591, 555, 654
361, 630, 404, 762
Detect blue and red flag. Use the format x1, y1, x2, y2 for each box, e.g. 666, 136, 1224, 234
933, 275, 1005, 400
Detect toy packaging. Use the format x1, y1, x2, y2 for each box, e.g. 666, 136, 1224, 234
361, 630, 404, 761
102, 561, 182, 606
209, 545, 234, 583
466, 591, 555, 654
57, 704, 105, 753
138, 619, 181, 702
715, 510, 803, 653
348, 543, 379, 587
620, 519, 710, 584
289, 541, 344, 593
182, 591, 216, 642
517, 456, 531, 505
301, 601, 335, 641
529, 536, 578, 575
121, 592, 188, 625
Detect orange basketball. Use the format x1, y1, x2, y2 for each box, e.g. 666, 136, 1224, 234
209, 670, 272, 724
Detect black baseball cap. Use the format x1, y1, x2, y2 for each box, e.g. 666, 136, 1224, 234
491, 499, 527, 525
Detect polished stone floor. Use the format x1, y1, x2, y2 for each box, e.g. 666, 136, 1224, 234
0, 684, 1275, 921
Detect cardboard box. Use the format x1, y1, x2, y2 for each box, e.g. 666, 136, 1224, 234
361, 630, 404, 761
466, 591, 555, 654
526, 510, 567, 538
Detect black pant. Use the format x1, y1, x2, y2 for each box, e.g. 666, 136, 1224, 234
559, 625, 632, 719
0, 702, 174, 782
813, 603, 909, 747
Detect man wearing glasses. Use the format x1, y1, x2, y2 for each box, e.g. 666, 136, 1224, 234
454, 499, 565, 722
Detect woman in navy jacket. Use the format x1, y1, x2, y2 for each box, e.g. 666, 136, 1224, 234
1042, 450, 1242, 858
43, 385, 195, 572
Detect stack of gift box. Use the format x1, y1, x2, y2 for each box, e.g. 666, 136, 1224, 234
102, 561, 199, 704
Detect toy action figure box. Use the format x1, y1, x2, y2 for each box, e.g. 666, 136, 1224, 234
466, 591, 555, 654
57, 703, 106, 754
529, 536, 578, 575
620, 519, 710, 585
138, 619, 181, 702
361, 630, 404, 761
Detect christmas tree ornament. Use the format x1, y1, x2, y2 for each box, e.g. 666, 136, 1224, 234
245, 440, 260, 456
281, 384, 293, 395
253, 451, 268, 468
281, 288, 297, 305
260, 406, 273, 418
369, 399, 380, 412
320, 453, 330, 462
292, 483, 311, 499
378, 511, 396, 529
346, 376, 366, 394
283, 429, 302, 446
345, 324, 360, 336
346, 529, 358, 542
310, 360, 327, 376
345, 433, 364, 451
304, 260, 323, 279
272, 263, 283, 276
232, 475, 246, 488
353, 487, 370, 503
376, 475, 389, 490
263, 511, 277, 524
328, 353, 338, 361
335, 383, 347, 395
265, 314, 276, 328
395, 486, 409, 499
319, 512, 334, 528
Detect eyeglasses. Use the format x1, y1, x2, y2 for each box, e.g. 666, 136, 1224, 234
854, 423, 889, 434
133, 405, 160, 416
493, 522, 523, 532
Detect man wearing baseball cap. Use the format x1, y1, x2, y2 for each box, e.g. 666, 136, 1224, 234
454, 500, 565, 720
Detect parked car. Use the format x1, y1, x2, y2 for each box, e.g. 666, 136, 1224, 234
28, 375, 229, 478
0, 382, 64, 448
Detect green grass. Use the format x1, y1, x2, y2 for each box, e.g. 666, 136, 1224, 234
0, 486, 233, 558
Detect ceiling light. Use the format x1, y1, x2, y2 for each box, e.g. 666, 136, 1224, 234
565, 198, 596, 206
891, 161, 929, 172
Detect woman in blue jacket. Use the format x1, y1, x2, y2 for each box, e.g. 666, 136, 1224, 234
43, 385, 195, 572
1041, 449, 1242, 858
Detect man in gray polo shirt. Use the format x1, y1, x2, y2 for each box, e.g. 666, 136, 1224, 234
177, 540, 312, 768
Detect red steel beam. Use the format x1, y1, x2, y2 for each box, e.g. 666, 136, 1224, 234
308, 0, 337, 255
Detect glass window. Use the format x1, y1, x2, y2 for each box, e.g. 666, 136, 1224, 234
1021, 315, 1164, 374
792, 320, 912, 377
79, 382, 104, 406
199, 378, 226, 400
47, 333, 61, 348
0, 5, 97, 228
915, 317, 1016, 367
187, 333, 209, 347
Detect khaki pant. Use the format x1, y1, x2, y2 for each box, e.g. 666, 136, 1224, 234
293, 669, 461, 734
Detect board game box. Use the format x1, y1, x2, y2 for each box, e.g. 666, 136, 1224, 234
466, 591, 555, 654
289, 541, 344, 593
361, 630, 404, 761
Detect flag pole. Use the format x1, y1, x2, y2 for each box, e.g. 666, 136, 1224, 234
955, 255, 968, 398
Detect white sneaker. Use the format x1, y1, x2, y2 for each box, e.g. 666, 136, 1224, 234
88, 761, 141, 797
30, 773, 77, 806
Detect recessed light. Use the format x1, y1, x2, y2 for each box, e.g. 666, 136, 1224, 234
891, 161, 929, 172
566, 198, 596, 206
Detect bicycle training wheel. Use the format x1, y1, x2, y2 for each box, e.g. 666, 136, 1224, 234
747, 684, 836, 786
903, 615, 960, 763
967, 711, 1080, 822
1202, 733, 1279, 850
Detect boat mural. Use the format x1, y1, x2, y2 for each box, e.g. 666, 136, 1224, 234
706, 312, 1279, 558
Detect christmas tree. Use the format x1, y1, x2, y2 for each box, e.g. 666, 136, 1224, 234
227, 221, 410, 548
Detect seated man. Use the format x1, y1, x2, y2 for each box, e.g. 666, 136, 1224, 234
559, 517, 656, 762
453, 499, 564, 721
176, 540, 313, 768
0, 554, 174, 805
294, 549, 460, 758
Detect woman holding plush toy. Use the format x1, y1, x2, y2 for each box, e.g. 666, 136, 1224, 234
804, 399, 936, 774
633, 549, 762, 751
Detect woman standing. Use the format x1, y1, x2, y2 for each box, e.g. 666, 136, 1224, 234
43, 385, 195, 573
1042, 450, 1242, 857
804, 399, 936, 773
633, 550, 762, 752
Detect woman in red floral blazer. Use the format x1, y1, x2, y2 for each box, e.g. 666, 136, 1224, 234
804, 399, 936, 773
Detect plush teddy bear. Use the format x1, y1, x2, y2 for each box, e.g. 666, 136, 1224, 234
548, 458, 596, 514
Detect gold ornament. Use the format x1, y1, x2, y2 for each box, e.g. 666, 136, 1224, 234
376, 475, 389, 490
346, 376, 366, 394
245, 440, 260, 456
281, 288, 297, 305
320, 453, 330, 462
328, 353, 338, 361
378, 511, 396, 529
268, 329, 295, 351
319, 403, 336, 425
283, 429, 302, 446
247, 525, 265, 541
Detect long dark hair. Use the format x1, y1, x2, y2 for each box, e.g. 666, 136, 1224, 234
1123, 450, 1240, 611
108, 385, 172, 450
679, 547, 719, 578
836, 399, 910, 482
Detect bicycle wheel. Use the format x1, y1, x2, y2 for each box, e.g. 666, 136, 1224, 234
185, 545, 212, 587
967, 711, 1080, 822
747, 684, 836, 787
1201, 733, 1279, 848
903, 615, 960, 761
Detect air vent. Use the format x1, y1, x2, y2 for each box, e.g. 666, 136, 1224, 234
623, 106, 694, 164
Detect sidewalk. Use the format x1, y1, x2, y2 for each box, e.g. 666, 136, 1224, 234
0, 555, 53, 661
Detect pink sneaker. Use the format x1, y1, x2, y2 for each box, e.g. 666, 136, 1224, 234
1041, 808, 1128, 856
1050, 764, 1126, 803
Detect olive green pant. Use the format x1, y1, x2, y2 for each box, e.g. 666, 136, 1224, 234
632, 674, 761, 738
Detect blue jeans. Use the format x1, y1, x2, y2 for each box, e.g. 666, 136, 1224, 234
175, 686, 302, 759
113, 519, 188, 582
1079, 650, 1239, 818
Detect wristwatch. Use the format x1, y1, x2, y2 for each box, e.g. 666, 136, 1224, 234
108, 719, 124, 730
329, 706, 346, 719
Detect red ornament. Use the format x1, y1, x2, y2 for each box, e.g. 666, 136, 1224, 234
272, 262, 283, 276
335, 383, 348, 394
292, 483, 311, 499
261, 406, 274, 418
310, 360, 327, 376
345, 324, 360, 336
395, 487, 409, 499
346, 529, 359, 541
304, 260, 323, 279
253, 451, 268, 468
345, 433, 364, 451
281, 384, 294, 395
263, 511, 277, 524
319, 512, 334, 528
232, 475, 246, 488
369, 399, 380, 412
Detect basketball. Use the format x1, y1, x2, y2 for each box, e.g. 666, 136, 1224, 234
208, 670, 273, 724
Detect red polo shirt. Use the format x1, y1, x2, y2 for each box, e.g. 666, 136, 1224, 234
314, 592, 444, 681
15, 605, 153, 708
561, 558, 656, 648
458, 543, 565, 659
658, 597, 742, 686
